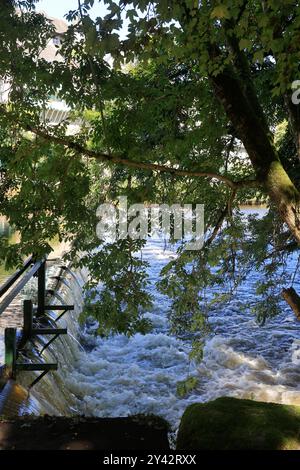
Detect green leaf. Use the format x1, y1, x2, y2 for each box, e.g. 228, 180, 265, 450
176, 376, 199, 398
239, 38, 251, 50
253, 50, 264, 63
211, 5, 231, 19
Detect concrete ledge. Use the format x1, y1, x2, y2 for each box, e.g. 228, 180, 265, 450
0, 415, 170, 450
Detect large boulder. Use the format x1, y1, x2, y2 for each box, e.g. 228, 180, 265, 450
176, 397, 300, 450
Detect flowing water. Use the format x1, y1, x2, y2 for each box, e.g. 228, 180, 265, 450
0, 209, 300, 434
63, 238, 300, 430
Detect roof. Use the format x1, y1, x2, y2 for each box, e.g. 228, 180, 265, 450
39, 41, 64, 63
38, 11, 68, 34
37, 13, 68, 63
48, 16, 68, 35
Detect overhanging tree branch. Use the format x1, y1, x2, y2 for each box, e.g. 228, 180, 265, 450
205, 188, 237, 247
31, 126, 259, 189
1, 106, 259, 190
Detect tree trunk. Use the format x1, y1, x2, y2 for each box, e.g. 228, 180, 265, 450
282, 287, 300, 320
210, 69, 300, 244
266, 161, 300, 244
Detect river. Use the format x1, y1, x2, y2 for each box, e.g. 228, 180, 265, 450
0, 209, 299, 433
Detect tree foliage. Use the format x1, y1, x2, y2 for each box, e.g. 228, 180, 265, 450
1, 0, 300, 337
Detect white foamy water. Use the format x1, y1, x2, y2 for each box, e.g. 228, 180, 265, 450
1, 208, 300, 430
63, 237, 300, 429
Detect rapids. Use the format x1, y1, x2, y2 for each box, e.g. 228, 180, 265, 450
0, 210, 299, 432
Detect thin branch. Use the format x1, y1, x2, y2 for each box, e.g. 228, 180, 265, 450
32, 125, 259, 189
1, 106, 259, 190
205, 189, 237, 247
265, 240, 299, 260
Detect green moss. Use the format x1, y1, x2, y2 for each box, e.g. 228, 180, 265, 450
267, 160, 299, 202
176, 397, 300, 450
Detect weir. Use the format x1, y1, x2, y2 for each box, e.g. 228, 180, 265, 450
0, 257, 171, 450
0, 256, 88, 417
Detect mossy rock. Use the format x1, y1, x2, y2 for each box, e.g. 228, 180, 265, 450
176, 397, 300, 450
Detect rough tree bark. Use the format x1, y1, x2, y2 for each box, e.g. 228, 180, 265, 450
209, 48, 300, 320
282, 287, 300, 321
210, 68, 300, 245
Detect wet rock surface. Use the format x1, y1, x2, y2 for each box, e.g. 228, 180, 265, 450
176, 397, 300, 450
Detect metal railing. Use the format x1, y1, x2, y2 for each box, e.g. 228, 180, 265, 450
0, 257, 45, 317
0, 257, 74, 391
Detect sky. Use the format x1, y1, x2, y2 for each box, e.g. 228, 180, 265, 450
37, 0, 107, 20
36, 0, 129, 38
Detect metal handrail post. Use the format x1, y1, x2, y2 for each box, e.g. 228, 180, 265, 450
37, 261, 46, 317
4, 328, 17, 380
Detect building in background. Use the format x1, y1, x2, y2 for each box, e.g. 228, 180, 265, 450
0, 13, 80, 131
